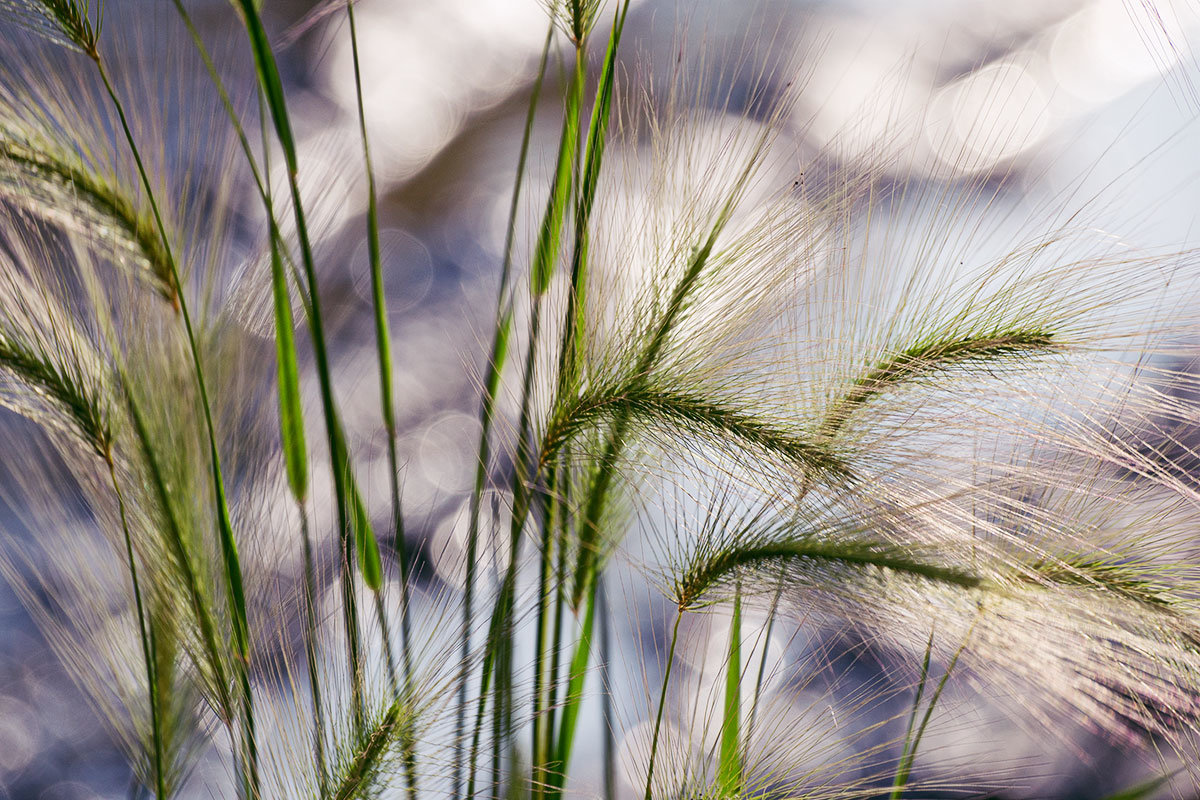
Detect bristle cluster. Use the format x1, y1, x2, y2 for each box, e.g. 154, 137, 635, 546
0, 0, 100, 57
0, 1, 1199, 798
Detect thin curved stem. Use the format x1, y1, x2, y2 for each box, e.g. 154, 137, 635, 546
644, 608, 684, 800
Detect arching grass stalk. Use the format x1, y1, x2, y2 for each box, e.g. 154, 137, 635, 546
330, 699, 405, 800
454, 20, 555, 799
172, 17, 328, 787
0, 321, 166, 797
229, 0, 383, 739
120, 374, 236, 764
107, 459, 167, 800
548, 138, 778, 796
342, 5, 414, 791
42, 14, 263, 792
535, 6, 632, 794
569, 108, 772, 610
527, 12, 590, 797
166, 24, 335, 791
469, 11, 588, 792
255, 80, 330, 798
0, 137, 176, 306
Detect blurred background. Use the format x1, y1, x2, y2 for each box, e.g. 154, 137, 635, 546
2, 0, 1200, 797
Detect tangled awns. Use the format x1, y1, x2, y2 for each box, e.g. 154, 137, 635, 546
2, 0, 1200, 798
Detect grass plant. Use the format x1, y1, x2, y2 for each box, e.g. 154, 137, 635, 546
1, 0, 1200, 798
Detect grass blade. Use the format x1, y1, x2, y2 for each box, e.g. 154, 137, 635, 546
229, 0, 382, 737
80, 46, 261, 796
890, 631, 935, 800
270, 233, 308, 502
891, 623, 974, 797
531, 48, 583, 296
557, 0, 631, 390
456, 20, 555, 797
717, 588, 742, 796
1097, 770, 1182, 800
550, 579, 597, 789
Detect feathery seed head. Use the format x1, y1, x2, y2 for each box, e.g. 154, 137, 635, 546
0, 0, 101, 58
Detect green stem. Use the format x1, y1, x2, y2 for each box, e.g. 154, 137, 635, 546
597, 573, 614, 800
891, 624, 975, 798
644, 608, 684, 800
531, 462, 559, 800
121, 379, 235, 755
344, 4, 418, 793
747, 570, 784, 740
109, 459, 167, 800
230, 0, 377, 733
549, 579, 597, 795
543, 459, 571, 795
468, 284, 547, 795
93, 56, 259, 800
299, 506, 329, 800
172, 0, 315, 314
455, 20, 555, 798
718, 587, 743, 796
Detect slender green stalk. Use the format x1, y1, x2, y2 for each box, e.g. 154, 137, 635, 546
890, 624, 974, 797
890, 632, 935, 800
597, 573, 614, 800
87, 49, 260, 798
474, 25, 584, 794
171, 0, 315, 314
747, 570, 784, 739
570, 139, 756, 609
254, 83, 329, 800
465, 524, 528, 800
1097, 770, 1183, 800
643, 607, 684, 800
108, 459, 167, 800
548, 578, 597, 796
230, 0, 381, 735
466, 290, 544, 795
469, 87, 583, 783
455, 17, 555, 799
717, 588, 743, 796
555, 0, 632, 397
344, 4, 416, 794
544, 456, 572, 795
531, 462, 559, 800
121, 379, 233, 730
299, 506, 330, 800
